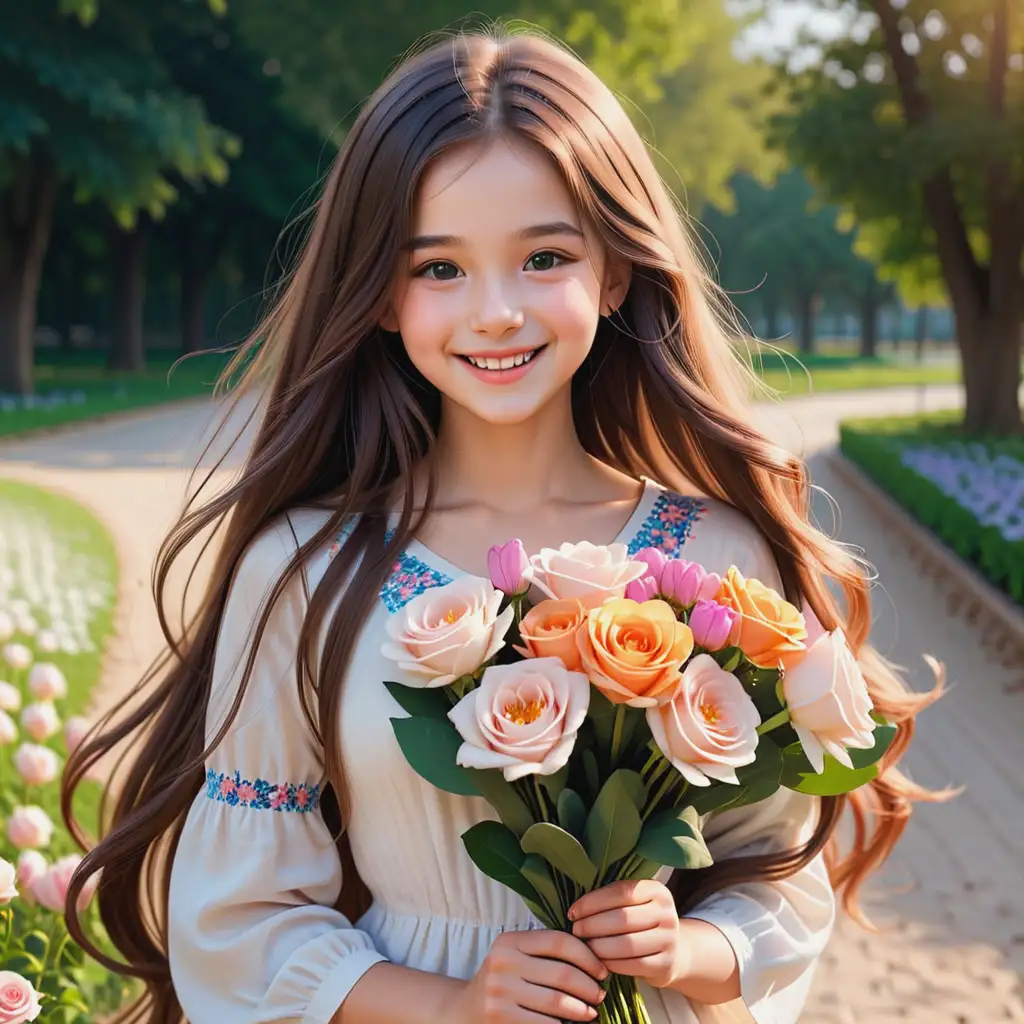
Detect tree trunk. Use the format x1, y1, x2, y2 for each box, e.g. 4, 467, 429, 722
55, 243, 79, 352
859, 287, 880, 359
796, 291, 815, 355
0, 158, 58, 395
958, 308, 1021, 435
108, 220, 149, 372
180, 262, 208, 354
914, 306, 929, 362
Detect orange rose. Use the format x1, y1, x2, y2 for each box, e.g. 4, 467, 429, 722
577, 599, 694, 707
516, 598, 587, 671
715, 567, 807, 671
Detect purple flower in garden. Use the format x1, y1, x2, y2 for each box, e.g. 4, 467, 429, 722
487, 539, 531, 595
688, 600, 737, 651
660, 559, 721, 608
625, 575, 660, 602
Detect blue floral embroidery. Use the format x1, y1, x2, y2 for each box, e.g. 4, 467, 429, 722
381, 549, 453, 612
627, 492, 704, 557
205, 769, 321, 813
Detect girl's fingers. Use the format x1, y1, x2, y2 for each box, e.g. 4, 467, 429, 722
571, 903, 660, 939
517, 978, 602, 1022
569, 880, 655, 922
586, 927, 669, 962
599, 955, 662, 979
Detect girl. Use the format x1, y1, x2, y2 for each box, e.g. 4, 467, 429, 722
62, 26, 943, 1024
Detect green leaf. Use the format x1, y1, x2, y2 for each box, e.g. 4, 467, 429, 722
781, 722, 897, 796
725, 738, 785, 811
22, 930, 49, 959
521, 854, 567, 927
687, 784, 743, 817
384, 682, 452, 720
521, 822, 598, 889
557, 788, 587, 840
2, 951, 43, 975
849, 722, 897, 770
461, 821, 540, 904
623, 856, 663, 881
582, 749, 600, 800
538, 763, 570, 803
390, 717, 479, 796
584, 770, 643, 880
636, 806, 714, 869
614, 769, 647, 811
466, 769, 535, 837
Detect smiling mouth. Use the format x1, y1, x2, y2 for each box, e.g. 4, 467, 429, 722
458, 345, 547, 372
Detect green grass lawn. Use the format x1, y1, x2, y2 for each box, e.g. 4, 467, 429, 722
751, 352, 960, 396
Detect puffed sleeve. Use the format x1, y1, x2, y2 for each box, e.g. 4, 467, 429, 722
680, 520, 835, 1023
167, 519, 387, 1024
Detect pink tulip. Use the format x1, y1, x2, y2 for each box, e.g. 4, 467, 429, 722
487, 540, 531, 596
0, 970, 42, 1023
632, 546, 668, 584
660, 559, 721, 608
27, 664, 66, 702
31, 854, 98, 914
12, 745, 59, 787
63, 716, 90, 754
624, 575, 660, 602
5, 807, 54, 851
688, 600, 738, 651
19, 704, 58, 744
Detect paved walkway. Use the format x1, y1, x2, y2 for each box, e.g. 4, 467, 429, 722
1, 383, 1021, 1020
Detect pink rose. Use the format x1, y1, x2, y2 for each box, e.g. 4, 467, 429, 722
0, 971, 42, 1023
0, 712, 16, 747
688, 600, 738, 651
0, 683, 20, 713
20, 704, 59, 744
530, 542, 650, 609
31, 854, 98, 914
15, 852, 47, 903
12, 745, 59, 787
382, 577, 514, 687
0, 860, 16, 905
448, 657, 590, 781
782, 628, 875, 774
487, 540, 532, 595
659, 559, 721, 608
5, 807, 54, 851
646, 654, 761, 787
63, 716, 90, 754
27, 664, 66, 702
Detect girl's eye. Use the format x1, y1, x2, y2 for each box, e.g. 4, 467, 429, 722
413, 250, 571, 281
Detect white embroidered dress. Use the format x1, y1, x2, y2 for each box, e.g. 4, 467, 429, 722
168, 478, 836, 1024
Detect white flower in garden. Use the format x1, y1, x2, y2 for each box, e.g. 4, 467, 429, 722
0, 612, 12, 643
14, 614, 36, 638
13, 744, 60, 787
0, 859, 17, 905
1, 644, 31, 672
35, 630, 59, 654
63, 716, 90, 754
27, 663, 66, 702
20, 703, 59, 743
6, 807, 54, 850
0, 712, 17, 747
59, 639, 79, 655
16, 851, 47, 902
0, 683, 20, 713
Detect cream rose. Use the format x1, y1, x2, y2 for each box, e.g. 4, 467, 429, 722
647, 654, 761, 787
529, 542, 650, 609
448, 657, 590, 781
0, 860, 16, 906
381, 577, 514, 688
782, 628, 875, 774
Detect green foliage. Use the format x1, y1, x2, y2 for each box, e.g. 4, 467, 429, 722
635, 805, 712, 869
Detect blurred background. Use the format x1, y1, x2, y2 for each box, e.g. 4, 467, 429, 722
0, 2, 1021, 1022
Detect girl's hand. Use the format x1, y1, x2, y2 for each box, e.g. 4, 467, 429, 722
568, 880, 690, 990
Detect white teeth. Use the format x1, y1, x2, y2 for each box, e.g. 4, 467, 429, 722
466, 348, 539, 371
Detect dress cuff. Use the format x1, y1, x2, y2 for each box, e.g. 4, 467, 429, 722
304, 947, 390, 1024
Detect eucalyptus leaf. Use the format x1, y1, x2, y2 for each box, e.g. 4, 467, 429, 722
636, 806, 714, 869
391, 716, 479, 796
557, 788, 587, 840
383, 681, 453, 720
521, 822, 598, 889
623, 856, 663, 881
538, 763, 570, 803
584, 770, 643, 880
687, 784, 742, 816
521, 854, 567, 927
467, 769, 535, 837
461, 821, 540, 904
616, 769, 647, 811
724, 738, 785, 810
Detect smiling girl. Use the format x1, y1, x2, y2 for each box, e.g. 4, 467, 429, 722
62, 26, 942, 1024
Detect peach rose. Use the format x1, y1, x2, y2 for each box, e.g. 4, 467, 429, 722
448, 657, 590, 781
782, 628, 875, 774
716, 567, 807, 671
0, 971, 42, 1024
647, 654, 761, 787
577, 598, 694, 708
381, 576, 514, 688
515, 598, 587, 671
529, 542, 650, 609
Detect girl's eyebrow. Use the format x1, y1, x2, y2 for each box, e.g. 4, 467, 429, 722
404, 220, 585, 252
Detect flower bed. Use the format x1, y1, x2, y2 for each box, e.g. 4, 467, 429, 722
0, 479, 133, 1021
839, 411, 1024, 605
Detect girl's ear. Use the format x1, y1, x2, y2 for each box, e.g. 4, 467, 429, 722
379, 306, 400, 333
600, 256, 632, 317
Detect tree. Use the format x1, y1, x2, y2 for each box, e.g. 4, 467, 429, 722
0, 1, 234, 393
766, 0, 1024, 433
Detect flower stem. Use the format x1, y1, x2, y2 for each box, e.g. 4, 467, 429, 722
610, 705, 626, 766
756, 708, 791, 735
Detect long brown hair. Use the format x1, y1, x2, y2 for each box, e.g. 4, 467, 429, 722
61, 24, 947, 1022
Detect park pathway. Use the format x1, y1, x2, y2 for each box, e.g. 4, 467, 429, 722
0, 383, 1021, 1022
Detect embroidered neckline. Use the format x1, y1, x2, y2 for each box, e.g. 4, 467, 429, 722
205, 769, 321, 813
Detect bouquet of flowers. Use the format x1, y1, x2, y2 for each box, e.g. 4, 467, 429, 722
381, 540, 892, 1024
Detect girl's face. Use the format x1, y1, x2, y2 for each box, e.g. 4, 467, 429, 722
382, 136, 629, 426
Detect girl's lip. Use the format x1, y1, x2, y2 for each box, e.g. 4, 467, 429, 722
457, 345, 547, 385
